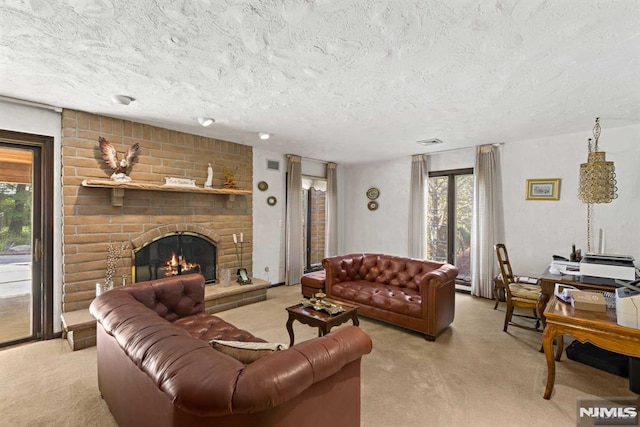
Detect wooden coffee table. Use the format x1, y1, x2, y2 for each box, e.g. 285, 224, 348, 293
286, 301, 359, 346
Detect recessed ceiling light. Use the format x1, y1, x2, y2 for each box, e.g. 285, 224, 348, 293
258, 132, 271, 140
416, 138, 444, 146
111, 95, 135, 105
197, 117, 215, 127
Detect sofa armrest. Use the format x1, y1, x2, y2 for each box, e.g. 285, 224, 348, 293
231, 326, 372, 412
418, 263, 458, 335
419, 263, 458, 296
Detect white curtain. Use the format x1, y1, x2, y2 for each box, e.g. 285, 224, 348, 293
325, 162, 338, 257
471, 145, 504, 298
285, 155, 304, 286
409, 154, 428, 258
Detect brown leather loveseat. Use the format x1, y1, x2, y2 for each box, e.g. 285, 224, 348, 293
323, 253, 458, 341
89, 274, 372, 427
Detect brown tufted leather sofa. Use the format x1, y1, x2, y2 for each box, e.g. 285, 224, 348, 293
89, 274, 372, 427
323, 253, 458, 341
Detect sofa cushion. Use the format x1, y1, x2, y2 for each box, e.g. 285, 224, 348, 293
173, 312, 266, 343
210, 340, 288, 363
331, 280, 422, 318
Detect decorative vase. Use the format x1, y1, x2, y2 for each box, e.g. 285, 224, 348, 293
220, 269, 232, 287
96, 280, 114, 297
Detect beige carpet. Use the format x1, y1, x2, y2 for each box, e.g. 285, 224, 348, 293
0, 285, 636, 427
0, 294, 31, 343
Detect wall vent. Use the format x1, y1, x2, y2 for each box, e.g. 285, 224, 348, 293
266, 159, 280, 171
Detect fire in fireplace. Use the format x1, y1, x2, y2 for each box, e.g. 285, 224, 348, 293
133, 232, 216, 283
163, 252, 201, 277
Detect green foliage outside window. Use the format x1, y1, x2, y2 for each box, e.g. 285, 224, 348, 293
0, 183, 32, 251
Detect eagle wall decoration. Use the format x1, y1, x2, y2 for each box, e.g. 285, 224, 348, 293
98, 137, 140, 182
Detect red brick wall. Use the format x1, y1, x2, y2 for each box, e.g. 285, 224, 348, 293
61, 110, 253, 311
309, 188, 326, 266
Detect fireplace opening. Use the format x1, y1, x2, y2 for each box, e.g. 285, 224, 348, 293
133, 232, 216, 283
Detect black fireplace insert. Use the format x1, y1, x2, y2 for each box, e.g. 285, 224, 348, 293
133, 232, 216, 283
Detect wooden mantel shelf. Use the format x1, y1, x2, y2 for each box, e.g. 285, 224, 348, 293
81, 178, 251, 207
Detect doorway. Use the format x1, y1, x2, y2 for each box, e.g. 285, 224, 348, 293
302, 177, 326, 273
0, 130, 54, 348
427, 168, 474, 291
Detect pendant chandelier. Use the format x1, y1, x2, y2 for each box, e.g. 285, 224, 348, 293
578, 118, 617, 204
577, 117, 617, 252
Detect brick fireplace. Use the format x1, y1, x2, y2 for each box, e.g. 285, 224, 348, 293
61, 110, 253, 313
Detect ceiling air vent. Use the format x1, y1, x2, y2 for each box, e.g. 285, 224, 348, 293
266, 159, 280, 171
416, 138, 444, 147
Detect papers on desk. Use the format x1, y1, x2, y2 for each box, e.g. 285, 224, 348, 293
516, 276, 539, 284
549, 260, 581, 276
554, 283, 577, 303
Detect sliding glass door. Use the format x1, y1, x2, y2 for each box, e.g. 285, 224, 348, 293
427, 168, 474, 290
0, 131, 53, 347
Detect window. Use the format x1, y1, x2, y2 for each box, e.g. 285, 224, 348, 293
427, 168, 473, 288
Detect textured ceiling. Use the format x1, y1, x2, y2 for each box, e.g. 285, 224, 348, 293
1, 0, 639, 164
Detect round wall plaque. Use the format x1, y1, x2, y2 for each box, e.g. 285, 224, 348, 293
366, 187, 380, 200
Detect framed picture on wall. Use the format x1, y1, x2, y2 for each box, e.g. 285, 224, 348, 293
526, 178, 561, 200
527, 178, 560, 200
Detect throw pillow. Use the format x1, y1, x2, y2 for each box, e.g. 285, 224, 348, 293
209, 340, 288, 364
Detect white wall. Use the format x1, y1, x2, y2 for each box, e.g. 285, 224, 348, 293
428, 148, 475, 171
0, 100, 63, 333
251, 154, 415, 278
252, 126, 639, 286
502, 124, 640, 275
339, 157, 412, 256
252, 149, 287, 284
335, 125, 639, 280
337, 150, 475, 257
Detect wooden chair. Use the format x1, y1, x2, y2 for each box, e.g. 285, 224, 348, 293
492, 276, 506, 309
495, 243, 542, 332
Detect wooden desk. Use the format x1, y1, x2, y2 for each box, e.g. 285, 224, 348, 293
542, 296, 640, 399
538, 269, 617, 321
